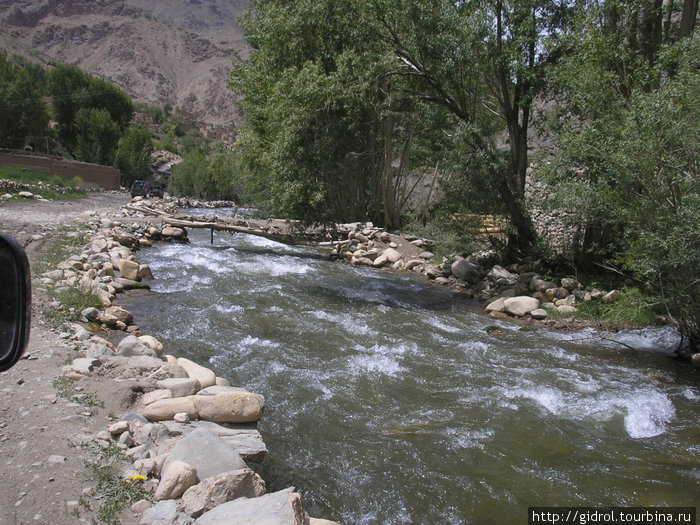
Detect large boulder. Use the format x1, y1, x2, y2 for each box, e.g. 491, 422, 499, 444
181, 468, 266, 518
503, 296, 540, 317
116, 259, 141, 281
143, 397, 199, 421
157, 377, 202, 398
382, 248, 402, 263
142, 389, 173, 406
197, 386, 265, 408
163, 428, 247, 482
484, 297, 506, 313
450, 260, 479, 281
193, 391, 264, 424
154, 460, 198, 501
103, 355, 165, 379
193, 487, 307, 525
105, 306, 133, 325
148, 363, 190, 381
560, 277, 581, 291
139, 500, 192, 525
161, 420, 268, 463
487, 265, 517, 282
139, 335, 164, 356
117, 335, 158, 358
177, 358, 217, 389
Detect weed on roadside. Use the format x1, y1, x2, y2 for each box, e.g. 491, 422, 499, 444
31, 224, 91, 275
42, 286, 103, 327
52, 377, 104, 408
82, 443, 152, 525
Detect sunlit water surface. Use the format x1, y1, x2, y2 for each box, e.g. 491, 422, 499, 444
120, 218, 700, 524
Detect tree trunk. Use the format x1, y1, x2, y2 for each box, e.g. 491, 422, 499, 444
495, 168, 538, 254
680, 0, 698, 37
507, 122, 529, 197
662, 0, 673, 42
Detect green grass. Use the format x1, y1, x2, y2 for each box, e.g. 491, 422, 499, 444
32, 225, 104, 327
576, 287, 663, 325
0, 166, 86, 201
31, 225, 90, 274
82, 443, 152, 525
545, 287, 664, 326
42, 286, 104, 327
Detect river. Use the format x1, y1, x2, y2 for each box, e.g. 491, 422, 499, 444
119, 219, 700, 524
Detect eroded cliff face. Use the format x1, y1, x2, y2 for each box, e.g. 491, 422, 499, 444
0, 0, 248, 137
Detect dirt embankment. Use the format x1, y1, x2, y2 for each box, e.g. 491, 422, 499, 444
0, 192, 134, 525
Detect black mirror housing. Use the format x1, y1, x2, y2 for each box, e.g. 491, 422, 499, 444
0, 233, 31, 372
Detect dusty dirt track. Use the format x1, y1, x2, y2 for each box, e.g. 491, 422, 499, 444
0, 192, 136, 525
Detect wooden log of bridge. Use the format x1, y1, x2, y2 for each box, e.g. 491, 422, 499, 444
162, 216, 320, 246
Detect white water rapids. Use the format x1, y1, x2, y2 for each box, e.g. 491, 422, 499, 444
119, 222, 700, 524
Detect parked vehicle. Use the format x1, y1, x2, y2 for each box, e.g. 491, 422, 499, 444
148, 184, 164, 198
130, 180, 147, 198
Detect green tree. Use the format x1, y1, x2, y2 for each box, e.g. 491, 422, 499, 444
114, 125, 154, 186
0, 52, 50, 149
231, 0, 452, 229
546, 11, 700, 356
48, 64, 133, 156
207, 143, 243, 201
232, 0, 579, 246
168, 152, 208, 197
73, 107, 121, 164
371, 0, 579, 252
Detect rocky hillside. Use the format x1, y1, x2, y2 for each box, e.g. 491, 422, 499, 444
0, 0, 249, 138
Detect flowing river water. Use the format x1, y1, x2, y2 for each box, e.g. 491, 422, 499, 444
119, 216, 700, 524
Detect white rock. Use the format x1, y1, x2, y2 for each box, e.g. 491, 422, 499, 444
382, 247, 402, 263
530, 308, 548, 320
181, 468, 266, 518
154, 460, 197, 501
174, 412, 191, 423
116, 259, 140, 281
503, 296, 540, 317
485, 297, 506, 313
143, 397, 199, 421
193, 391, 264, 424
142, 389, 173, 406
108, 421, 130, 435
139, 335, 164, 356
556, 305, 578, 315
177, 358, 216, 389
192, 487, 306, 525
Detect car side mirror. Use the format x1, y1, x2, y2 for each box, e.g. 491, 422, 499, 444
0, 233, 31, 372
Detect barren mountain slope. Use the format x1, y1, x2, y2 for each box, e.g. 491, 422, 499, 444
0, 0, 248, 136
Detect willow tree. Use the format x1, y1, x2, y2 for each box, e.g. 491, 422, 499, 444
371, 0, 578, 253
230, 0, 454, 229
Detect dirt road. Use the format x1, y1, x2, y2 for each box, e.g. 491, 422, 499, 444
0, 191, 131, 525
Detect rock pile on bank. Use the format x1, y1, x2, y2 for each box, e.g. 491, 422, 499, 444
328, 221, 622, 323
41, 205, 338, 525
0, 178, 74, 201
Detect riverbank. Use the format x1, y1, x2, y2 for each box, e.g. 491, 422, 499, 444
1, 192, 692, 524
0, 192, 338, 524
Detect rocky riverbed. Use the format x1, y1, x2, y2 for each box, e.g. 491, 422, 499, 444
0, 192, 338, 524
0, 190, 689, 524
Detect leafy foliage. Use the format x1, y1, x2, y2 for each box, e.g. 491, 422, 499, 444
47, 64, 134, 161
114, 125, 154, 187
0, 52, 50, 149
168, 143, 244, 201
547, 23, 700, 354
